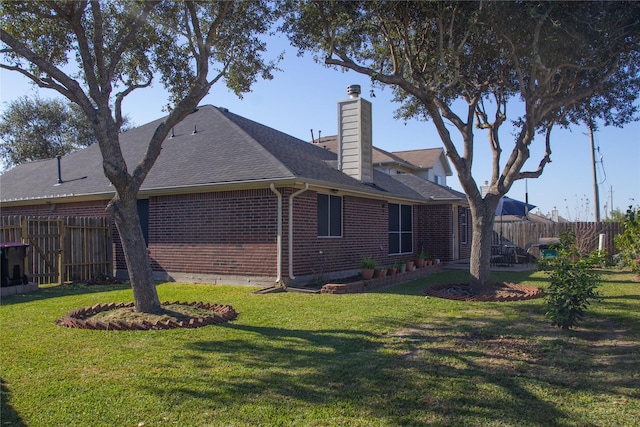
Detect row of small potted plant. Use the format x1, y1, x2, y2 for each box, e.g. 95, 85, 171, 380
359, 251, 439, 280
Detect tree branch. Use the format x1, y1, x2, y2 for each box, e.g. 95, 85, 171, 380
65, 3, 102, 105
90, 1, 108, 90
107, 2, 159, 82
518, 121, 554, 180
114, 73, 152, 127
0, 29, 93, 113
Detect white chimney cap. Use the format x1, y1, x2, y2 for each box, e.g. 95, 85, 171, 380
347, 85, 361, 98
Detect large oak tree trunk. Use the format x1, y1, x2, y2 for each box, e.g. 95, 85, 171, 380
108, 192, 161, 314
467, 195, 500, 290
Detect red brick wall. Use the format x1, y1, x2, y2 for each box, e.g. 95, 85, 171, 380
415, 204, 453, 262
2, 190, 469, 281
148, 189, 278, 277
288, 192, 393, 277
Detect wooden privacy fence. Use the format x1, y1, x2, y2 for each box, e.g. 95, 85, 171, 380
1, 216, 112, 285
494, 221, 622, 259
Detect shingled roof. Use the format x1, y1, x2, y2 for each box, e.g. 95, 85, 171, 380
311, 135, 452, 175
0, 105, 465, 205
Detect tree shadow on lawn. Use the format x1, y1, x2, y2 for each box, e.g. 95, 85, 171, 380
379, 308, 640, 419
0, 282, 131, 306
139, 322, 574, 426
597, 268, 640, 284
379, 269, 547, 297
1, 378, 27, 427
134, 271, 638, 424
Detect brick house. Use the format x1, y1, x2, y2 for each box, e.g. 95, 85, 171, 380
0, 86, 470, 286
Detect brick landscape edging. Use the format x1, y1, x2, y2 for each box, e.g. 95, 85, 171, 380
321, 264, 443, 294
56, 301, 238, 330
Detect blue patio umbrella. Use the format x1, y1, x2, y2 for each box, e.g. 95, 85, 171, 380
495, 196, 536, 244
495, 196, 536, 217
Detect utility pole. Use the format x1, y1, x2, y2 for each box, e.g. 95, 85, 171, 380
589, 120, 601, 222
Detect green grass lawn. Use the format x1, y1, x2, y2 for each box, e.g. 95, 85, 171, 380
2, 269, 639, 426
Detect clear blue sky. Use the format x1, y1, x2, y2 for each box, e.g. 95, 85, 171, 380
1, 32, 638, 220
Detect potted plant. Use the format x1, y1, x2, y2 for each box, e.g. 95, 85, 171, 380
374, 267, 387, 278
397, 260, 407, 273
406, 259, 415, 271
360, 255, 377, 280
416, 250, 427, 268
389, 264, 398, 275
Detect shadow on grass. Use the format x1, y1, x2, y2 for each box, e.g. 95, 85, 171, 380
1, 378, 27, 427
597, 268, 640, 284
139, 321, 577, 426
376, 269, 545, 297
0, 282, 131, 306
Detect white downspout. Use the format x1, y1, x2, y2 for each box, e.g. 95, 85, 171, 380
270, 184, 283, 283
288, 183, 309, 280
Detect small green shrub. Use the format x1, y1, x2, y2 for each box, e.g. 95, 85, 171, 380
359, 255, 378, 269
614, 205, 640, 274
541, 230, 602, 330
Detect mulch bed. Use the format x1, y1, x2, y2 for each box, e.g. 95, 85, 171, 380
425, 282, 543, 302
56, 301, 238, 330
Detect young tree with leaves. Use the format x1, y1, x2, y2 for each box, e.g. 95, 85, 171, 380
1, 1, 280, 312
283, 1, 640, 290
615, 206, 640, 274
0, 96, 131, 169
540, 229, 603, 330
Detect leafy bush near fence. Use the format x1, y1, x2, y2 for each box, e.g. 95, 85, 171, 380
539, 229, 603, 329
614, 205, 640, 274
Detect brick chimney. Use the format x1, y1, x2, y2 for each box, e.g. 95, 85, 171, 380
337, 85, 373, 183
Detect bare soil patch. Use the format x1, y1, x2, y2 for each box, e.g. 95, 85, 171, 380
425, 282, 543, 302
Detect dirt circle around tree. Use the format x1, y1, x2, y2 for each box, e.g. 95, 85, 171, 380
56, 301, 238, 330
425, 282, 543, 302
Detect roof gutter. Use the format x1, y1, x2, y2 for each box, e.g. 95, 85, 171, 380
1, 176, 455, 208
429, 196, 461, 202
288, 183, 308, 280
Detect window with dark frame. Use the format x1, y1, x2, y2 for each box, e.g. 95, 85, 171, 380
388, 203, 413, 254
317, 194, 342, 237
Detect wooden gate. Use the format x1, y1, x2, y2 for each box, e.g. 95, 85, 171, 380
26, 218, 63, 284
1, 216, 112, 285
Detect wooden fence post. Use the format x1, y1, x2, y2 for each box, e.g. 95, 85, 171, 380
59, 220, 66, 285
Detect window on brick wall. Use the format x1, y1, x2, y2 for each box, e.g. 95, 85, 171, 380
461, 208, 468, 244
388, 203, 413, 254
317, 194, 342, 237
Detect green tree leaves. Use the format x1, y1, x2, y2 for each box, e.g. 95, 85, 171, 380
1, 1, 282, 312
541, 230, 603, 330
614, 206, 640, 274
0, 97, 94, 168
